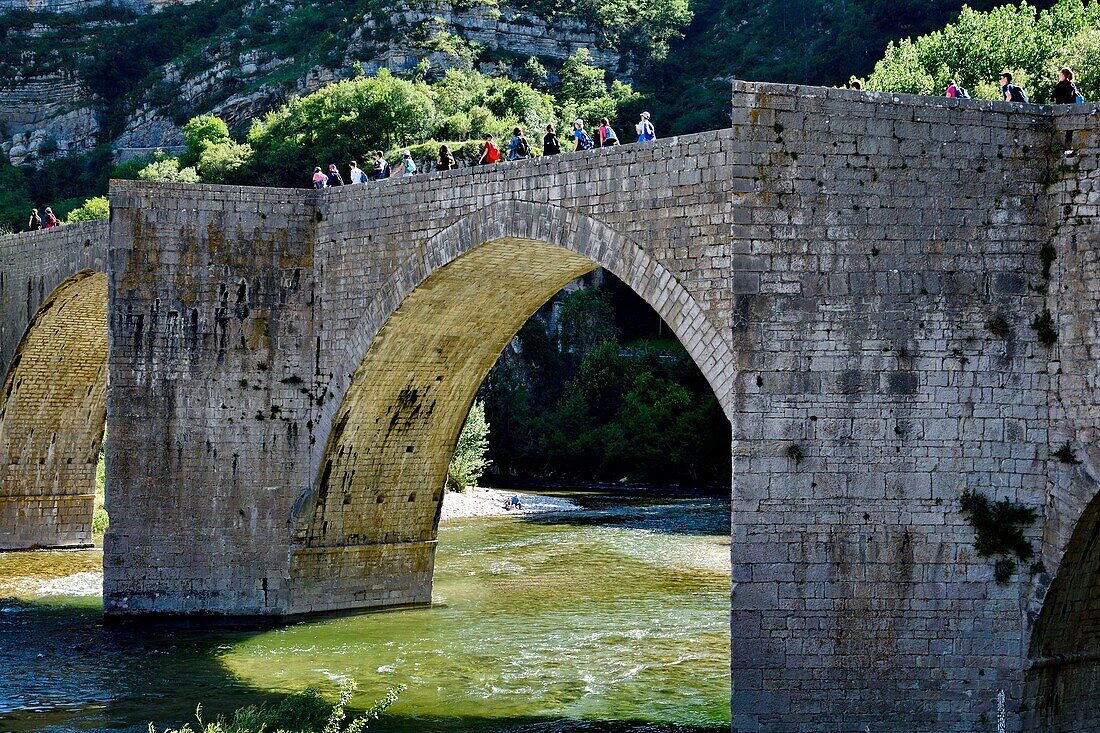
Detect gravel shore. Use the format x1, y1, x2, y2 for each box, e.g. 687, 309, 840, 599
440, 486, 582, 521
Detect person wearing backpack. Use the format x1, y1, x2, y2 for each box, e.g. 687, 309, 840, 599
478, 134, 501, 165
1052, 67, 1082, 104
572, 120, 594, 151
348, 160, 366, 184
1000, 72, 1029, 103
371, 151, 390, 180
327, 163, 344, 187
437, 144, 457, 171
598, 117, 619, 147
635, 112, 655, 142
946, 80, 970, 99
43, 207, 58, 229
543, 123, 561, 155
400, 150, 417, 176
27, 208, 41, 231
508, 127, 531, 160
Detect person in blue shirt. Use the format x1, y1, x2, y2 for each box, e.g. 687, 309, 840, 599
572, 119, 594, 151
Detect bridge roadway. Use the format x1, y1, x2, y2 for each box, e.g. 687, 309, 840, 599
2, 80, 1100, 731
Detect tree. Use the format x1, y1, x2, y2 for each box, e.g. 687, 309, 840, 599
65, 196, 110, 222
866, 0, 1100, 101
197, 140, 253, 184
0, 163, 32, 233
447, 401, 491, 490
138, 157, 200, 183
181, 114, 231, 166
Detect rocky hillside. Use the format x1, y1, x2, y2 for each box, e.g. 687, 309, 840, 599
0, 0, 1062, 168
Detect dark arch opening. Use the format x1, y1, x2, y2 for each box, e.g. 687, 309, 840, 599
1025, 487, 1100, 731
0, 270, 109, 550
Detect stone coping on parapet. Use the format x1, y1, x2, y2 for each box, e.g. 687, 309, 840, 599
733, 78, 1100, 120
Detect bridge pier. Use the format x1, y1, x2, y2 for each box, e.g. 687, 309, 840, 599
5, 81, 1100, 731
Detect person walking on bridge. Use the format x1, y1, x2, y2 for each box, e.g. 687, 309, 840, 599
327, 163, 344, 187
635, 112, 655, 142
312, 167, 327, 189
372, 151, 390, 180
27, 208, 41, 231
43, 208, 57, 229
478, 134, 501, 165
508, 126, 531, 160
349, 160, 367, 184
1052, 67, 1082, 104
437, 144, 457, 171
1000, 72, 1029, 103
572, 119, 594, 151
543, 123, 561, 155
598, 117, 619, 147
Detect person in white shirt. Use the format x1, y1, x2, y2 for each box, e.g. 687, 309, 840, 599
349, 160, 367, 184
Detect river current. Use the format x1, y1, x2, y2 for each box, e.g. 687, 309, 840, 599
0, 492, 730, 733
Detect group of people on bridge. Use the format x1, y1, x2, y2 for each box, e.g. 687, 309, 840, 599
849, 67, 1086, 106
310, 112, 657, 189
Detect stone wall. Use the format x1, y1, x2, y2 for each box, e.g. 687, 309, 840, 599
6, 81, 1093, 730
0, 220, 108, 548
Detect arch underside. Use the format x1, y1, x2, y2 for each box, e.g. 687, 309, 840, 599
1025, 488, 1100, 731
287, 238, 600, 612
0, 271, 108, 550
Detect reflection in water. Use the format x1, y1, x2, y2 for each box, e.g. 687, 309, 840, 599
0, 493, 730, 733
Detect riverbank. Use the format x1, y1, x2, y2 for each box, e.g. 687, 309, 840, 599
440, 486, 581, 521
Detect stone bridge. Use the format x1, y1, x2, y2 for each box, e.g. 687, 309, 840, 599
2, 80, 1100, 731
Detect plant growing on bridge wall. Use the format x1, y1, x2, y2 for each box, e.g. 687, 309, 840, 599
959, 490, 1037, 583
447, 400, 491, 490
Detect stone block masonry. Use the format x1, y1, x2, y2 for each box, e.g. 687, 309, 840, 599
5, 81, 1100, 731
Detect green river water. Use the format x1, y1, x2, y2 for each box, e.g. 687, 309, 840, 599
0, 492, 730, 733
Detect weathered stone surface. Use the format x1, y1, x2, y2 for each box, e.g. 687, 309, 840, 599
4, 81, 1100, 732
0, 221, 108, 549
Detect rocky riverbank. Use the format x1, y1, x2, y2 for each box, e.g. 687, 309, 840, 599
440, 486, 581, 521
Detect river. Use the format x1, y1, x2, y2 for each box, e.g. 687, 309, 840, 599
0, 491, 730, 733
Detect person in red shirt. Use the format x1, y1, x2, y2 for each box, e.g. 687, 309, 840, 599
478, 134, 501, 165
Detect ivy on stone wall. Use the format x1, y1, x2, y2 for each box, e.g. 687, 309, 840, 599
959, 490, 1037, 583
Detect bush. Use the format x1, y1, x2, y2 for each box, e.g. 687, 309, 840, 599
66, 196, 109, 223
447, 400, 491, 490
197, 140, 254, 184
181, 114, 231, 166
152, 681, 403, 733
138, 157, 200, 183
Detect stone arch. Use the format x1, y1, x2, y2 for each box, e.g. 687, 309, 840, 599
286, 201, 735, 613
1024, 486, 1100, 731
0, 270, 109, 550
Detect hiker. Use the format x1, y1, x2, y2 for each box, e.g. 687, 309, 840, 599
349, 160, 366, 184
572, 119, 594, 151
478, 134, 501, 165
635, 112, 655, 142
946, 80, 969, 99
312, 166, 327, 189
1052, 67, 1082, 104
598, 117, 619, 147
1000, 72, 1029, 103
43, 207, 57, 229
27, 208, 41, 231
543, 123, 561, 155
327, 163, 344, 187
371, 151, 390, 180
400, 150, 417, 177
437, 144, 456, 171
508, 126, 531, 160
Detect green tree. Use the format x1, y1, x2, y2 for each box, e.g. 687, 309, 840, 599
448, 400, 491, 489
181, 114, 231, 166
197, 140, 254, 184
0, 163, 32, 233
867, 0, 1100, 101
138, 157, 200, 183
65, 196, 110, 223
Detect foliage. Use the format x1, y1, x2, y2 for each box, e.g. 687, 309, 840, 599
959, 490, 1037, 583
66, 196, 110, 223
94, 438, 108, 536
866, 0, 1100, 101
138, 157, 201, 184
151, 681, 403, 733
197, 140, 255, 184
181, 115, 232, 166
479, 285, 730, 484
448, 401, 492, 490
0, 162, 32, 232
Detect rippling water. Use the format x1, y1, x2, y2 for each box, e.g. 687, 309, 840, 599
0, 492, 730, 733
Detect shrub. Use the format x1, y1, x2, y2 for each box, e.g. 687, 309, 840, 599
447, 400, 491, 490
197, 140, 254, 184
138, 157, 200, 183
66, 196, 109, 223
